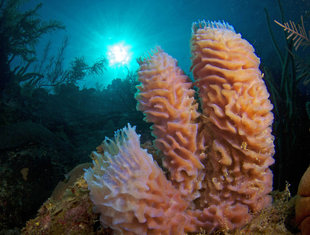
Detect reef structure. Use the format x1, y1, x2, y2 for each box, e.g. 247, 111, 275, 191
84, 21, 275, 234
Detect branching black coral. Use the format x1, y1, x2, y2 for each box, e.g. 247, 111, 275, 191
0, 0, 64, 91
274, 16, 310, 50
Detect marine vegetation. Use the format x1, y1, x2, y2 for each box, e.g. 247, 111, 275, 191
264, 0, 310, 193
0, 0, 64, 92
0, 0, 108, 97
274, 15, 310, 50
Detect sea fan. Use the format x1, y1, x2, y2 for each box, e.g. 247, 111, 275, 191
274, 16, 310, 50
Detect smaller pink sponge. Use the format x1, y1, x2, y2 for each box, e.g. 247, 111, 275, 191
136, 48, 204, 201
84, 124, 196, 235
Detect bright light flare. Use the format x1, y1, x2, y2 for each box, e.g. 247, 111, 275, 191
107, 42, 131, 66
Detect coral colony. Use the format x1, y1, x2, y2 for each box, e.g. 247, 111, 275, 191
84, 20, 275, 234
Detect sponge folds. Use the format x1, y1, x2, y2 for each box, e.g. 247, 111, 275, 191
190, 21, 275, 228
84, 125, 197, 235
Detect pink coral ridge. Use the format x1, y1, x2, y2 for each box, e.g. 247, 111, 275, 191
84, 21, 275, 234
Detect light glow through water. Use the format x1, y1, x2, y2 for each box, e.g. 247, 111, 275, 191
107, 42, 131, 66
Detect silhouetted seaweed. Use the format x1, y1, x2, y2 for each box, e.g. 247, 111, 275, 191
63, 56, 107, 86
25, 38, 108, 89
0, 0, 64, 91
264, 0, 310, 193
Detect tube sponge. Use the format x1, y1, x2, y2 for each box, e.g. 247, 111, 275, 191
136, 49, 204, 201
84, 125, 196, 235
190, 21, 275, 229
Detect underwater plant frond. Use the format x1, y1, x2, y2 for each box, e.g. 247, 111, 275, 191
274, 16, 310, 50
295, 57, 310, 85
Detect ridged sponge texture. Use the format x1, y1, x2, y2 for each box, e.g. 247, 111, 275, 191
84, 125, 196, 235
136, 48, 204, 201
190, 21, 275, 229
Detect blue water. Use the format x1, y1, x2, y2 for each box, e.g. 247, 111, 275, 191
22, 0, 310, 87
